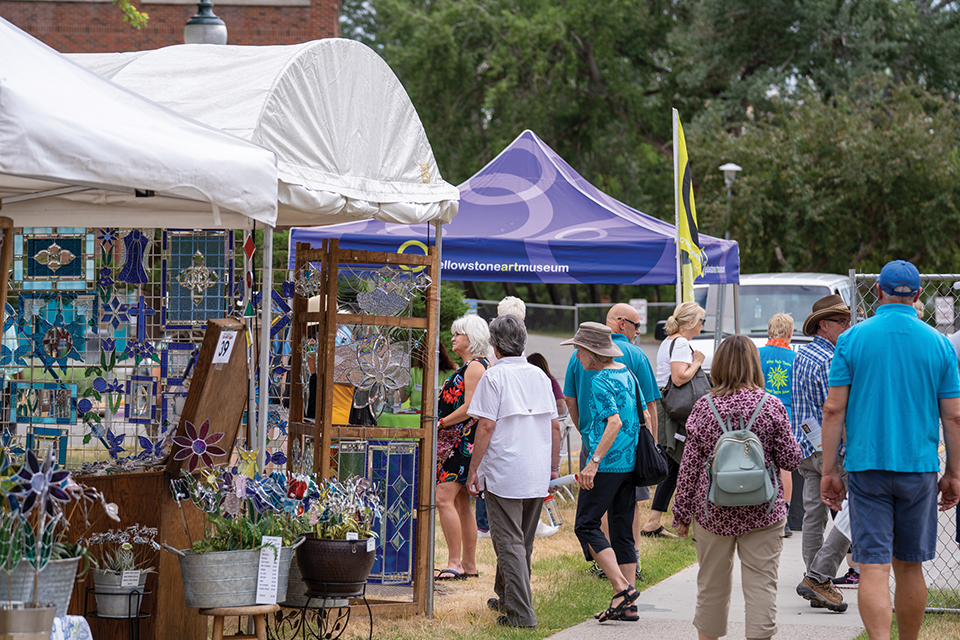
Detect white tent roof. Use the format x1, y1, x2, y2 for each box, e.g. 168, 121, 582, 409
0, 18, 278, 229
71, 39, 459, 228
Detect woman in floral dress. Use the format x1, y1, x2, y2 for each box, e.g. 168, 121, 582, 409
435, 314, 489, 580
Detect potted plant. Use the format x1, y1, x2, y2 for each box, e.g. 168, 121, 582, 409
294, 476, 381, 599
0, 448, 117, 636
84, 526, 159, 618
165, 424, 302, 609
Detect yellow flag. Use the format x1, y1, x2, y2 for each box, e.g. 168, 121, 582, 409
676, 113, 706, 280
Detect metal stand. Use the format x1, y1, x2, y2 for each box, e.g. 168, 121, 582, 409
84, 587, 151, 640
267, 584, 371, 640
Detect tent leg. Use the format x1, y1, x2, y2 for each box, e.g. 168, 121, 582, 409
257, 226, 274, 471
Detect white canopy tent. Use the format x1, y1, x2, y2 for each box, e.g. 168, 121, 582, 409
70, 38, 460, 227
0, 17, 279, 229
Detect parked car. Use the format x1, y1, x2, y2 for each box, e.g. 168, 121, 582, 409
658, 273, 853, 373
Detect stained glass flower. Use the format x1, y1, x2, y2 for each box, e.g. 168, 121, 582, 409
172, 419, 226, 472
103, 429, 126, 459
346, 335, 411, 417
101, 338, 116, 353
9, 449, 70, 516
97, 268, 114, 290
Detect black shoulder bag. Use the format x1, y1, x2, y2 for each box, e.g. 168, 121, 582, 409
631, 373, 670, 487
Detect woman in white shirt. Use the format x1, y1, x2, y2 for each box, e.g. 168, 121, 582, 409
640, 302, 707, 538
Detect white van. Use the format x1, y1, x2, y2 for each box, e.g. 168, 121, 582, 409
686, 273, 853, 372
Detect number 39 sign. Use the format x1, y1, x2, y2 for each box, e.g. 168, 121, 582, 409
212, 330, 238, 364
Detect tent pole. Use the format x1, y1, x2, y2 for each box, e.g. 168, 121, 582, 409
672, 108, 681, 303
245, 229, 257, 453
257, 226, 274, 471
427, 220, 442, 617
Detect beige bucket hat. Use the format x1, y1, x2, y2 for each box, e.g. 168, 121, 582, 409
561, 322, 623, 358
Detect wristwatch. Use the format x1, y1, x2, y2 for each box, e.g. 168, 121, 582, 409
591, 455, 601, 464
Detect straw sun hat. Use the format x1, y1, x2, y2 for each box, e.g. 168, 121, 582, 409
561, 322, 623, 358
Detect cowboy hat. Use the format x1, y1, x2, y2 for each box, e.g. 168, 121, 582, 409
802, 294, 852, 336
561, 322, 623, 358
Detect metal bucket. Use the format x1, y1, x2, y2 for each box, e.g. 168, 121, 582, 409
92, 569, 149, 618
0, 558, 80, 618
178, 547, 293, 609
0, 603, 57, 640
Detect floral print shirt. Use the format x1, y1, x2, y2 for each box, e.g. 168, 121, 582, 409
672, 389, 802, 537
436, 356, 488, 472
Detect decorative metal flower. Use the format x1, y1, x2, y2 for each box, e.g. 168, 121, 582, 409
102, 429, 126, 459
346, 335, 411, 417
122, 338, 155, 363
97, 267, 114, 290
10, 449, 70, 516
100, 298, 128, 330
137, 435, 166, 459
172, 419, 226, 472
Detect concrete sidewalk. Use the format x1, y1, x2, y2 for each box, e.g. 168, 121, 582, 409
547, 531, 865, 640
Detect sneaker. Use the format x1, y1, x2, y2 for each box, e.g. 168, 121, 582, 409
832, 568, 860, 588
796, 575, 848, 612
496, 615, 535, 629
535, 521, 560, 538
588, 561, 607, 580
477, 529, 492, 539
783, 521, 793, 538
487, 597, 505, 613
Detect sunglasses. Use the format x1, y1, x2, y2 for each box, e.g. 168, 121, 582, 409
619, 317, 641, 330
824, 318, 851, 328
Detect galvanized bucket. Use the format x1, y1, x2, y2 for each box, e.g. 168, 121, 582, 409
0, 558, 80, 618
0, 603, 57, 640
92, 569, 149, 618
177, 546, 294, 609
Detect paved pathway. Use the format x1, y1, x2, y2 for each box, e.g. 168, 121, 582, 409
547, 527, 865, 640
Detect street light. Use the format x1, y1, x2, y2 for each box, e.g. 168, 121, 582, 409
184, 0, 227, 45
718, 162, 742, 236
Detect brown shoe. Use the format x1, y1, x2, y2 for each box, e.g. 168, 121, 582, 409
796, 574, 848, 612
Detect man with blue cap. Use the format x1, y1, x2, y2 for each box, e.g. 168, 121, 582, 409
820, 260, 960, 640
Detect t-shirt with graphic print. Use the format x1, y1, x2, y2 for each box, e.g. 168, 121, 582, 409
585, 366, 641, 473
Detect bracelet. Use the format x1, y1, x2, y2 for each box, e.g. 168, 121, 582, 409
550, 466, 559, 472
438, 417, 444, 427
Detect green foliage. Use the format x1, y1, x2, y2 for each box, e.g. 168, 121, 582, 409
191, 510, 300, 554
114, 0, 149, 29
690, 77, 960, 273
413, 281, 468, 348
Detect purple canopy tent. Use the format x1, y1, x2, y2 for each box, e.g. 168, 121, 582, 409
289, 130, 739, 285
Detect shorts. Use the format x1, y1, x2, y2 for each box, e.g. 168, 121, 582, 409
848, 470, 939, 564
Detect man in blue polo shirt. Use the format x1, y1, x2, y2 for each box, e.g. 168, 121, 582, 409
821, 260, 960, 640
564, 303, 661, 554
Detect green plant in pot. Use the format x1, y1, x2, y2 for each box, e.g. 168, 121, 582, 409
83, 526, 159, 618
0, 448, 115, 637
294, 476, 382, 599
164, 425, 303, 609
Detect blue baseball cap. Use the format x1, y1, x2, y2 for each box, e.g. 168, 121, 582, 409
878, 260, 920, 295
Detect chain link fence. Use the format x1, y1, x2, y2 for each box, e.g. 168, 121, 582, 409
473, 299, 677, 338
853, 271, 960, 613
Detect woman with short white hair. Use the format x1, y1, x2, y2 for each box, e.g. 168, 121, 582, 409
435, 313, 490, 580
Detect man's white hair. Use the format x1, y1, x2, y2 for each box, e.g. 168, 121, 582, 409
497, 296, 526, 320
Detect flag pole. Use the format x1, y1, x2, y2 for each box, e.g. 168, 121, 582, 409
673, 108, 681, 303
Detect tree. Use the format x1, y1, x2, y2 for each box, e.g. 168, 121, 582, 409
690, 77, 960, 274
115, 0, 149, 29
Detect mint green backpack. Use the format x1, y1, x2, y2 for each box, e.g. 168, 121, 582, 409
703, 393, 778, 520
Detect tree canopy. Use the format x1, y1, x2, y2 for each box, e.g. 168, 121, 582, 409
345, 0, 960, 299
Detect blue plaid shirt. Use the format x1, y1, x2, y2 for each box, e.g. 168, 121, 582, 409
790, 335, 844, 459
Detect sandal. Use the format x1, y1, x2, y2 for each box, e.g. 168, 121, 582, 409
594, 585, 640, 622
639, 525, 677, 538
617, 605, 640, 622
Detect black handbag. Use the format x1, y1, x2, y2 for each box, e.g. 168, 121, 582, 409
631, 375, 670, 487
661, 339, 712, 420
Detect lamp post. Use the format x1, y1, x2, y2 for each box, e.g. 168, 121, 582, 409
718, 162, 742, 227
714, 163, 742, 351
184, 0, 227, 45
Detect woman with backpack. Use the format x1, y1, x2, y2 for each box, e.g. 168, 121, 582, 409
672, 335, 802, 640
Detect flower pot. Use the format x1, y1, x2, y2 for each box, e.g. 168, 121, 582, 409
295, 535, 376, 598
177, 547, 294, 609
91, 569, 149, 619
0, 603, 57, 640
0, 557, 80, 618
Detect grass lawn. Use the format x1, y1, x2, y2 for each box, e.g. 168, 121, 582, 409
350, 495, 697, 640
852, 612, 960, 640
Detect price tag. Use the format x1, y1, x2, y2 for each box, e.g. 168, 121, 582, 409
366, 538, 375, 552
345, 532, 358, 541
120, 570, 141, 588
256, 536, 283, 605
212, 330, 238, 364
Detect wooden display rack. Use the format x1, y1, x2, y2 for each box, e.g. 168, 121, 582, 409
287, 239, 438, 617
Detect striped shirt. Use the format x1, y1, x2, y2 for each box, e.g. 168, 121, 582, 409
790, 335, 844, 459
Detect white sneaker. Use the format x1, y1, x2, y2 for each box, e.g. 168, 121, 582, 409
477, 529, 492, 539
535, 521, 560, 538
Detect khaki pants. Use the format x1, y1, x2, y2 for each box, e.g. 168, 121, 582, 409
691, 518, 785, 639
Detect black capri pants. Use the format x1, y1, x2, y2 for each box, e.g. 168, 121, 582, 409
574, 471, 637, 565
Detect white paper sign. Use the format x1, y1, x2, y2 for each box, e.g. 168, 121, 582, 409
256, 536, 283, 605
120, 570, 141, 588
833, 499, 851, 540
800, 417, 823, 451
212, 330, 238, 364
366, 537, 376, 552
345, 532, 359, 541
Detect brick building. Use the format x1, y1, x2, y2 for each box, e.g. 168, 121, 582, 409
0, 0, 339, 52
